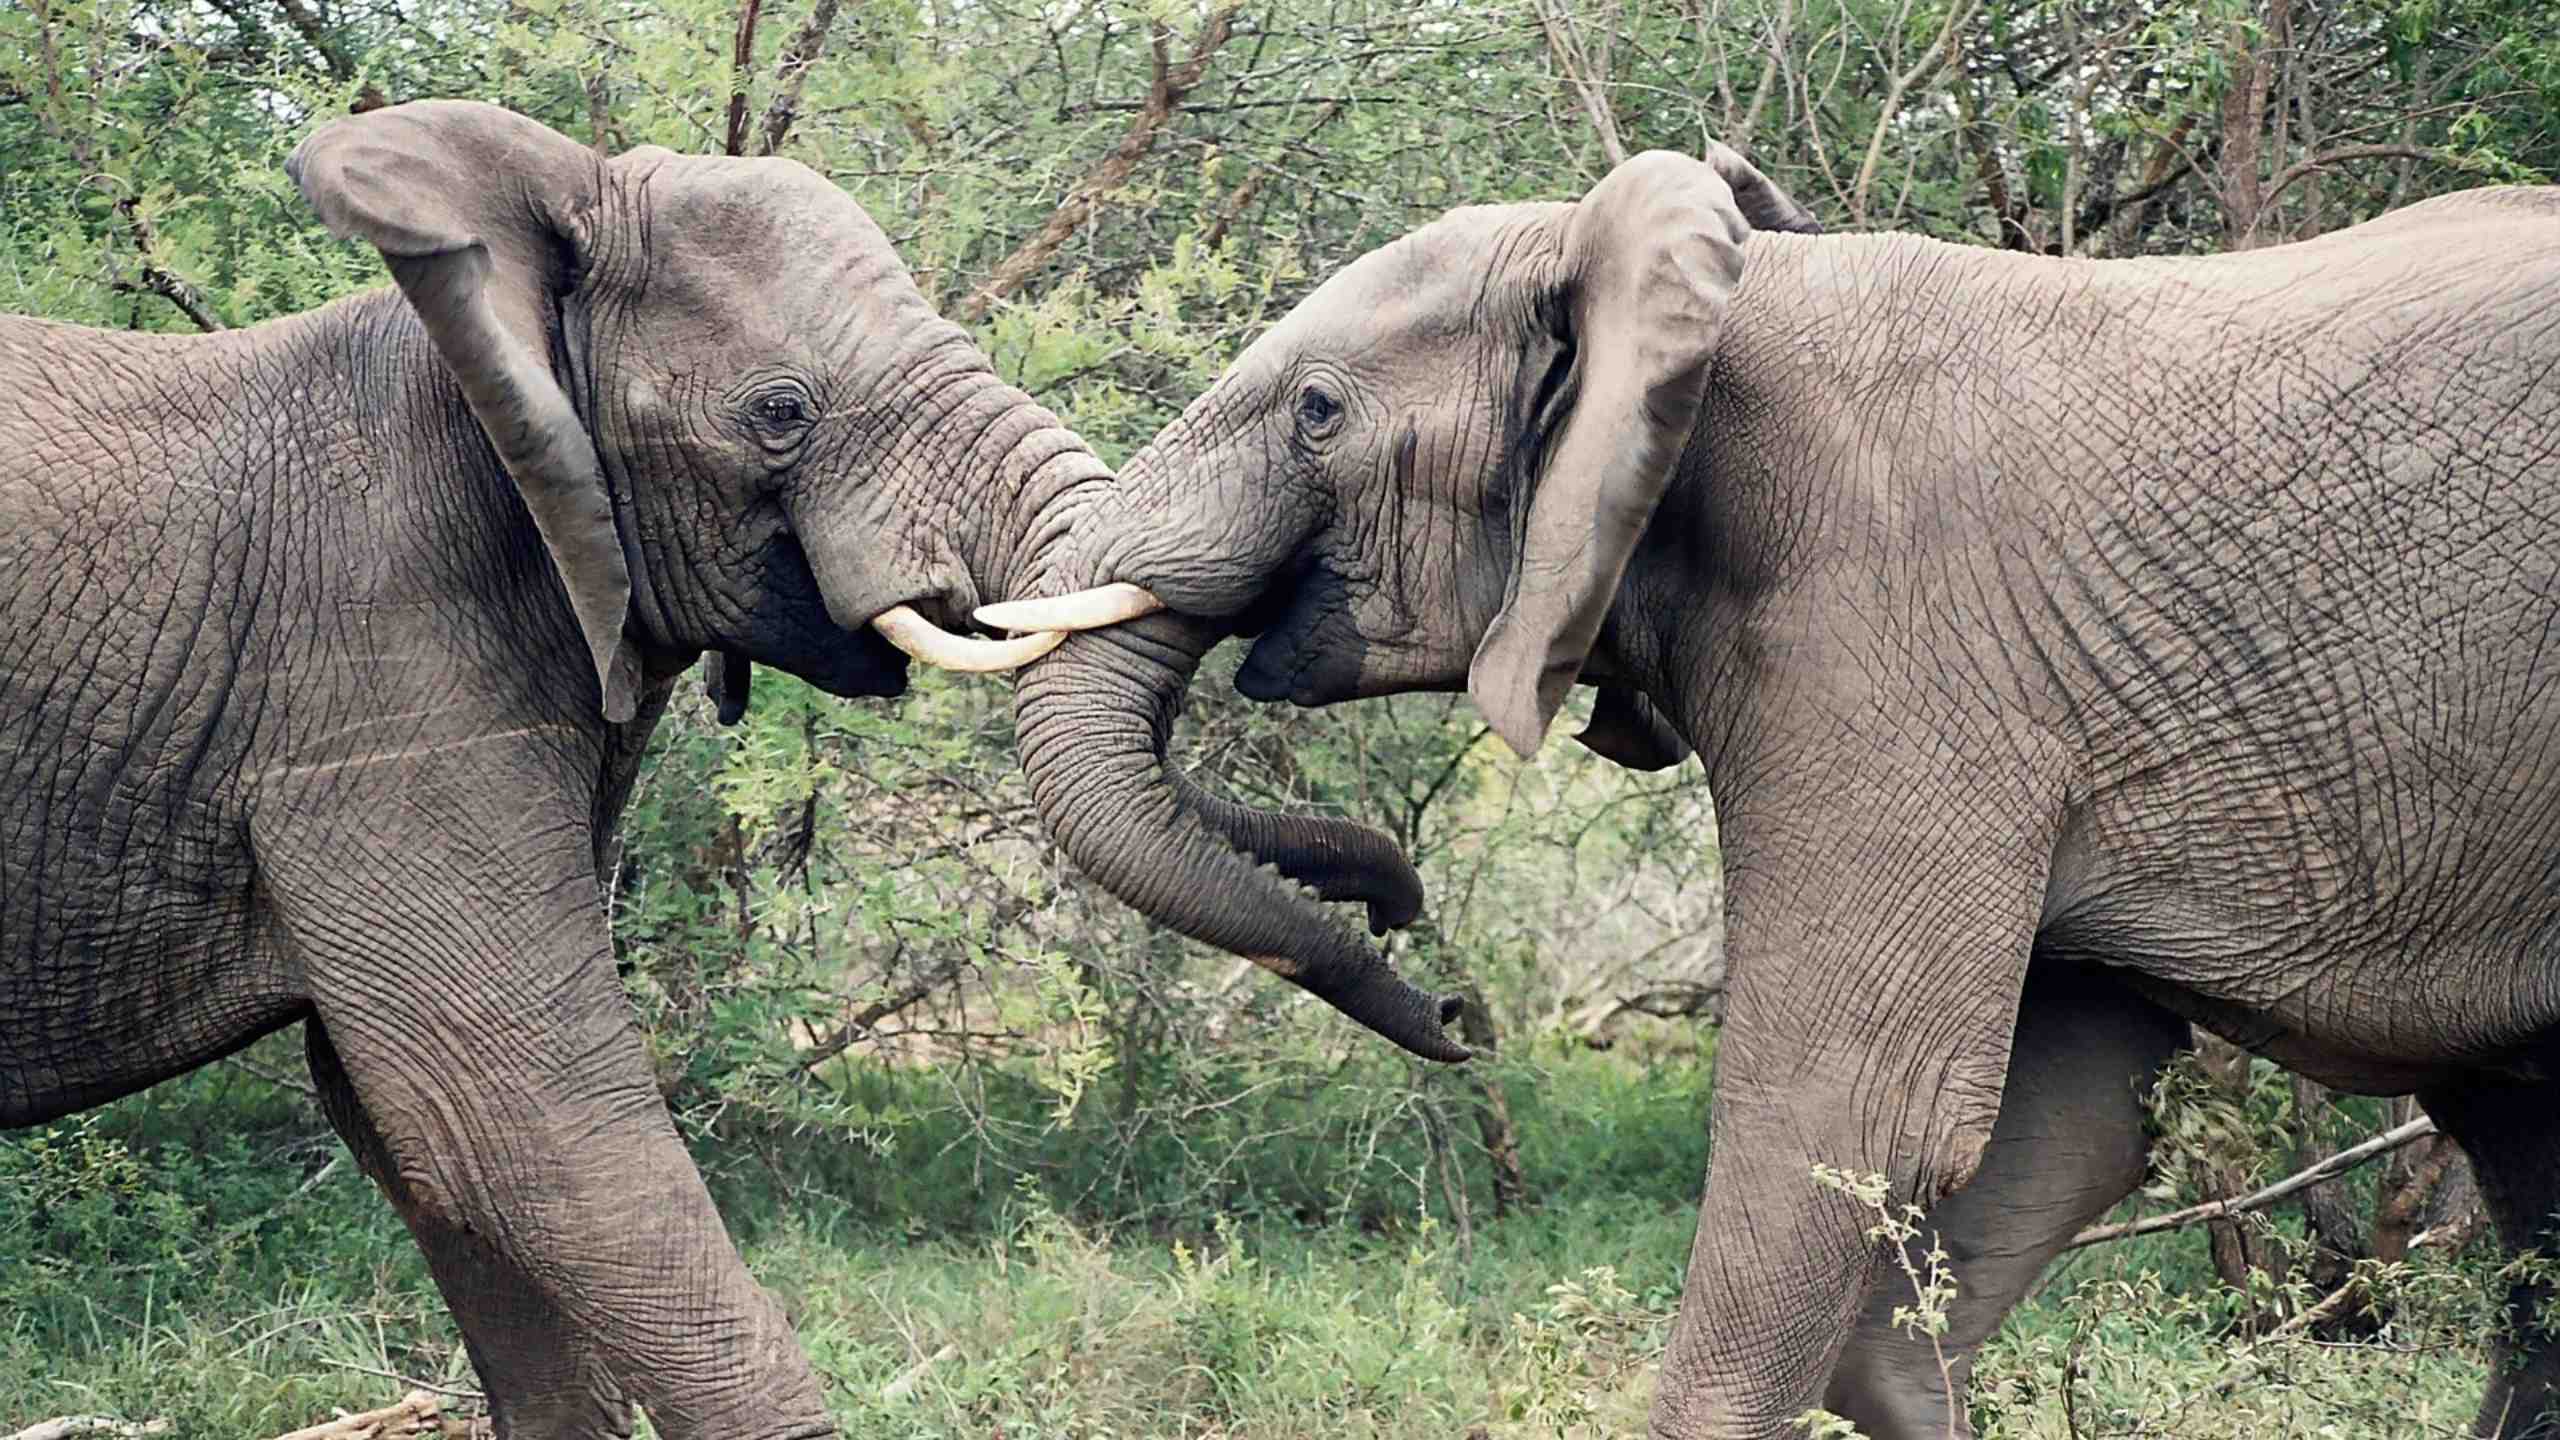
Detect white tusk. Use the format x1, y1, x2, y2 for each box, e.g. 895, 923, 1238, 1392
870, 605, 1067, 672
973, 582, 1166, 635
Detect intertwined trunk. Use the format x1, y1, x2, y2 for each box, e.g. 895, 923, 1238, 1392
1011, 613, 1467, 1061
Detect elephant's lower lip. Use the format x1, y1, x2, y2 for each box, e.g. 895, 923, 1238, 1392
1234, 630, 1304, 703
819, 625, 912, 700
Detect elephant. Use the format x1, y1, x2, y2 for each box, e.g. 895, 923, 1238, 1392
0, 99, 1442, 1439
988, 145, 2560, 1438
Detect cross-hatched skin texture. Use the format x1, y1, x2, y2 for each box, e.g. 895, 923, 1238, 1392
1010, 150, 2560, 1439
0, 98, 1158, 1440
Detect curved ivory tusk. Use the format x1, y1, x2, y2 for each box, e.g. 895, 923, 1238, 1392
871, 605, 1067, 672
973, 582, 1166, 635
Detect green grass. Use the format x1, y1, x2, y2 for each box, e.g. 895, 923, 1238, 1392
0, 1033, 2502, 1438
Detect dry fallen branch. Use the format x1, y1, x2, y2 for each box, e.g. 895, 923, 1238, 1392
2067, 1115, 2440, 1249
268, 1390, 466, 1440
6, 1419, 172, 1440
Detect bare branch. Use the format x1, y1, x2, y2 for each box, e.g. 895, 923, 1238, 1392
2067, 1115, 2439, 1249
2264, 144, 2463, 209
221, 1050, 318, 1097
312, 1363, 484, 1403
1536, 0, 1627, 167
1849, 0, 1980, 223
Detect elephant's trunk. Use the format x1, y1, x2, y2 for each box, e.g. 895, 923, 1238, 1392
1168, 775, 1422, 937
1012, 613, 1468, 1062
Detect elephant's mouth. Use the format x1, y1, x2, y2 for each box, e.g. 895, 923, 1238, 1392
1225, 550, 1358, 706
808, 622, 912, 700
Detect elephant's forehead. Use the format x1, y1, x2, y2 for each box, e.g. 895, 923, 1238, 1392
1277, 200, 1566, 346
635, 156, 890, 266
619, 155, 918, 316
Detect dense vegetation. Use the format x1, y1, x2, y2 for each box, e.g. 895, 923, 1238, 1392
5, 0, 2558, 1433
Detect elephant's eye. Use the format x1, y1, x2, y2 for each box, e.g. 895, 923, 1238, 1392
1296, 385, 1342, 432
750, 391, 810, 430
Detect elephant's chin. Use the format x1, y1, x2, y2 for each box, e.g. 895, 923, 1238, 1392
1232, 568, 1356, 705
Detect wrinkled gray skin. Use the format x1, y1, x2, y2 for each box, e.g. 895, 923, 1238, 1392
0, 100, 1422, 1440
1015, 145, 2560, 1439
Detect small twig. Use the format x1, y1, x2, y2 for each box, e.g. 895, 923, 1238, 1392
2068, 1116, 2439, 1249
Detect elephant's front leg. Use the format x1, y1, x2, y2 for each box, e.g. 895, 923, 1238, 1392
1647, 764, 2057, 1440
306, 1019, 631, 1438
257, 791, 832, 1440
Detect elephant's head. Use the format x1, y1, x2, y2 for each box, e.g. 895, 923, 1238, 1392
995, 148, 1819, 1061
289, 99, 1095, 724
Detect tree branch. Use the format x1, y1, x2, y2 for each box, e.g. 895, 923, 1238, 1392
723, 0, 766, 157
2067, 1115, 2438, 1249
756, 0, 844, 156
5, 1421, 170, 1440
1535, 0, 1627, 168
270, 0, 358, 82
107, 198, 228, 332
1200, 96, 1349, 250
957, 5, 1240, 322
2264, 144, 2461, 209
1850, 0, 1980, 223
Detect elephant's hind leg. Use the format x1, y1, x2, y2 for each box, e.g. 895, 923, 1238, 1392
2422, 1070, 2560, 1439
306, 1018, 630, 1439
1821, 965, 2189, 1440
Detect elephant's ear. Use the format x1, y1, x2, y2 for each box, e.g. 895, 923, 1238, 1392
1467, 145, 1818, 758
290, 100, 641, 723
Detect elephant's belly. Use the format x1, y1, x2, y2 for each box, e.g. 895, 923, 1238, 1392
2045, 843, 2560, 1092
1, 779, 300, 1127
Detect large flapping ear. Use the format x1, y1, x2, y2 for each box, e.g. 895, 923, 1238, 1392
1467, 145, 1817, 758
289, 100, 642, 723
